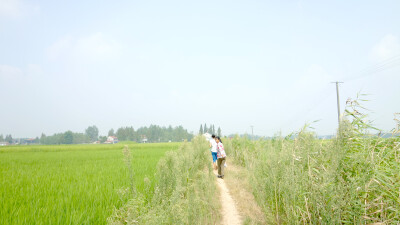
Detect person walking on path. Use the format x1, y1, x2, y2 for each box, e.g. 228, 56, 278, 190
209, 134, 218, 170
216, 136, 226, 179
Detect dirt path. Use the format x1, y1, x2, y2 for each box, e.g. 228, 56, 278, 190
214, 170, 242, 225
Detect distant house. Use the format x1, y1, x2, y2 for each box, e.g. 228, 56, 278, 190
25, 138, 35, 144
104, 136, 119, 144
0, 142, 8, 146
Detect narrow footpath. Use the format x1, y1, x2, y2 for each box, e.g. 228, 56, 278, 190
214, 170, 242, 225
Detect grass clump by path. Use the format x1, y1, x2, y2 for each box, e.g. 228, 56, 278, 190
108, 136, 220, 225
224, 99, 400, 224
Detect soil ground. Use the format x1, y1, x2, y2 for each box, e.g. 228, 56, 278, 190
213, 158, 266, 225
214, 168, 242, 225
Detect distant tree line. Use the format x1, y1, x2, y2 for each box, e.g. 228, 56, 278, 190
39, 131, 91, 145
37, 125, 99, 145
107, 125, 193, 143
1, 124, 193, 145
199, 123, 222, 137
0, 134, 13, 144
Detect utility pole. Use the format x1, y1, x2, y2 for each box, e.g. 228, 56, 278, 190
250, 125, 254, 140
331, 81, 344, 125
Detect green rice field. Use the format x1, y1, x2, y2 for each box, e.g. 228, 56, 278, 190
0, 142, 181, 225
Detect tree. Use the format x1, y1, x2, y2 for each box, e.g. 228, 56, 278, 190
126, 126, 135, 141
204, 124, 208, 134
63, 131, 73, 144
217, 127, 222, 137
72, 133, 90, 144
5, 134, 12, 144
0, 134, 3, 142
99, 136, 107, 143
85, 125, 99, 142
211, 125, 215, 134
108, 129, 115, 137
199, 124, 203, 134
167, 125, 173, 141
40, 133, 46, 144
116, 127, 127, 141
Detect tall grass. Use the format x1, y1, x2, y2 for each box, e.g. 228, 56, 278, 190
225, 99, 400, 224
108, 136, 220, 224
0, 143, 179, 224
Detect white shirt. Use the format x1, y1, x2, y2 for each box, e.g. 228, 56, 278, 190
210, 139, 217, 152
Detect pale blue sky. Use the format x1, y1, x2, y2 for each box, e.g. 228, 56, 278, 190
1, 0, 399, 137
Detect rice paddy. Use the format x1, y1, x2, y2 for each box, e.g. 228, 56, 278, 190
0, 142, 180, 225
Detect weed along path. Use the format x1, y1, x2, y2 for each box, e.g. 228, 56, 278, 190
214, 170, 242, 225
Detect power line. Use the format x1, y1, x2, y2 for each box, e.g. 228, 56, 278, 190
345, 54, 400, 82
277, 83, 333, 132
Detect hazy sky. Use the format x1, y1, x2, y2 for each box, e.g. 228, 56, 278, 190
1, 0, 399, 137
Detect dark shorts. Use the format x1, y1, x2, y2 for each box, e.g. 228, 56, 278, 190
211, 152, 218, 162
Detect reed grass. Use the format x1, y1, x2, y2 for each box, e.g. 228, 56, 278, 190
224, 98, 400, 224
